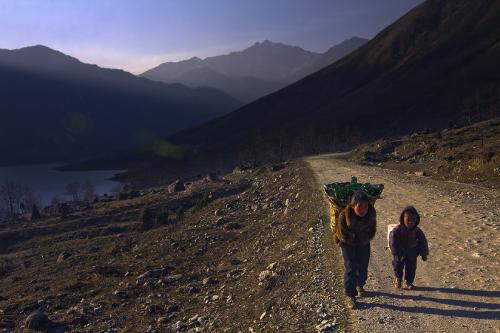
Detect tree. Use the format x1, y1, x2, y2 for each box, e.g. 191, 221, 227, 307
65, 182, 81, 201
82, 180, 96, 201
0, 180, 28, 222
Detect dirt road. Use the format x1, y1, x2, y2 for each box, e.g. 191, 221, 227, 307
306, 154, 500, 333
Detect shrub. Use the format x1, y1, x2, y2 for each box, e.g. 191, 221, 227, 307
140, 205, 156, 231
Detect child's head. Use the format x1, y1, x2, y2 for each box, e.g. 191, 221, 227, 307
350, 191, 370, 217
400, 206, 420, 229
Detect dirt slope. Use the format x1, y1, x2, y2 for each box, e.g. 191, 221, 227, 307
0, 162, 349, 332
307, 154, 500, 333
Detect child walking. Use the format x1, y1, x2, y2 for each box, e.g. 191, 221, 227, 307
389, 206, 429, 290
336, 191, 377, 309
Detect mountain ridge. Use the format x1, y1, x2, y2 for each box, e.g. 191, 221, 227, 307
141, 37, 368, 102
0, 45, 241, 166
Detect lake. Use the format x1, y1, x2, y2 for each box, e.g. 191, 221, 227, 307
0, 164, 124, 206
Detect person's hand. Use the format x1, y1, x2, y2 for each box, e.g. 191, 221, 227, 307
422, 255, 428, 261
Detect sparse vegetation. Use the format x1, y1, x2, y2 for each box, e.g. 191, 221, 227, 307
346, 118, 500, 188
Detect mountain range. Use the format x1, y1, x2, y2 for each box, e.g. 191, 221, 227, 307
0, 45, 240, 166
141, 37, 368, 103
118, 0, 500, 183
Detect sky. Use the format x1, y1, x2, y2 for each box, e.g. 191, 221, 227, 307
0, 0, 424, 74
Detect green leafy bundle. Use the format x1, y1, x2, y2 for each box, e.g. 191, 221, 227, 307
324, 176, 384, 205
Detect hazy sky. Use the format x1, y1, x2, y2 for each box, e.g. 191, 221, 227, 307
0, 0, 423, 74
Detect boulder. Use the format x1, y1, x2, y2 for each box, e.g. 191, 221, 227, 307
24, 312, 51, 330
168, 180, 186, 193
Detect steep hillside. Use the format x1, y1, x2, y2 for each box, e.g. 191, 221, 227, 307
165, 0, 500, 163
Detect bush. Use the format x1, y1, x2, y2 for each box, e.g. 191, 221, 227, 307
118, 192, 129, 200
140, 205, 156, 231
156, 209, 170, 225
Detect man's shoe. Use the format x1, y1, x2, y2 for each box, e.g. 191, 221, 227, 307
394, 278, 402, 289
346, 297, 357, 309
356, 285, 365, 297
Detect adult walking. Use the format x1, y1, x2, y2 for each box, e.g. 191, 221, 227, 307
335, 191, 377, 309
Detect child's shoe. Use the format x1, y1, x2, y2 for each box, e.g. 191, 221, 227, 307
394, 278, 402, 289
404, 282, 414, 290
346, 297, 357, 309
356, 286, 365, 297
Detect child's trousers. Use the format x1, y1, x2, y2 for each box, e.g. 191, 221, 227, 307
392, 256, 417, 283
341, 243, 370, 297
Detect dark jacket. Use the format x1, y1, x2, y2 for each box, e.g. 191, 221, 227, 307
336, 204, 377, 247
389, 206, 429, 258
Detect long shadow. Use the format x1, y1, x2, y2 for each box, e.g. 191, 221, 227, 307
364, 287, 500, 298
413, 286, 500, 298
356, 301, 500, 320
363, 291, 500, 310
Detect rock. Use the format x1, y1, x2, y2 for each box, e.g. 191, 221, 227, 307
188, 286, 201, 294
272, 200, 284, 209
166, 303, 182, 314
225, 222, 241, 230
258, 270, 272, 282
316, 320, 336, 332
214, 209, 223, 216
168, 180, 186, 193
269, 163, 284, 172
136, 267, 172, 283
57, 251, 71, 263
173, 320, 188, 331
158, 316, 170, 325
215, 217, 228, 225
233, 165, 251, 174
267, 262, 277, 270
188, 314, 200, 325
205, 173, 219, 182
227, 268, 245, 280
163, 274, 183, 284
24, 312, 51, 330
414, 170, 427, 177
145, 304, 163, 315
229, 258, 242, 265
202, 277, 218, 285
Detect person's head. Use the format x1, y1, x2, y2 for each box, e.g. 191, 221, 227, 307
399, 206, 420, 229
350, 191, 370, 217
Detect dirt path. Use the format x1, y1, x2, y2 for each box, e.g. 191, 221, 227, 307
306, 154, 500, 333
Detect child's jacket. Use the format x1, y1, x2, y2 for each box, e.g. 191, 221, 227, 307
336, 204, 377, 247
389, 207, 429, 259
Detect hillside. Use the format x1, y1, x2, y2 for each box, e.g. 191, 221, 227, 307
141, 38, 367, 103
0, 46, 240, 166
91, 0, 500, 186
346, 118, 500, 188
0, 162, 348, 332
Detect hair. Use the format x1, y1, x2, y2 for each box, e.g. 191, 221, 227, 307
350, 191, 370, 205
399, 206, 420, 225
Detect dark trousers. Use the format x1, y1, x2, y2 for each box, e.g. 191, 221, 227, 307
341, 243, 370, 297
392, 256, 417, 283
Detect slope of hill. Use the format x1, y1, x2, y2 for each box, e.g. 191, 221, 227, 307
346, 118, 500, 188
141, 38, 367, 103
163, 0, 500, 166
0, 46, 241, 166
0, 162, 348, 332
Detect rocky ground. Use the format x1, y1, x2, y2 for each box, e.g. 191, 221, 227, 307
0, 161, 349, 332
307, 154, 500, 333
346, 118, 500, 189
2, 147, 499, 332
